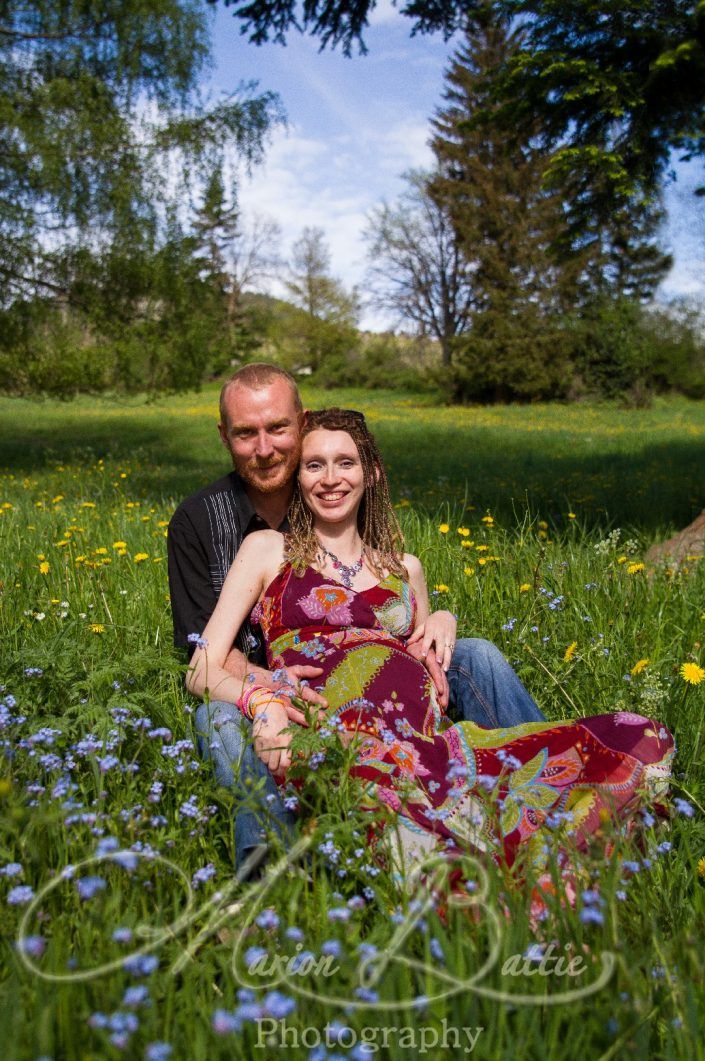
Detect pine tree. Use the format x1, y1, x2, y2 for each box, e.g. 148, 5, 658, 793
430, 18, 573, 401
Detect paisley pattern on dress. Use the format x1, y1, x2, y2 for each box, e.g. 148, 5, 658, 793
255, 564, 675, 874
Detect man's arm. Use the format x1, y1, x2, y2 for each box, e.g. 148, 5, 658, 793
167, 509, 218, 653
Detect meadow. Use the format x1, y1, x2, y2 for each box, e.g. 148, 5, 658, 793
1, 386, 704, 1060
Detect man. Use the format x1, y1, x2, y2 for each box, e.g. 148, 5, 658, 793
168, 363, 544, 868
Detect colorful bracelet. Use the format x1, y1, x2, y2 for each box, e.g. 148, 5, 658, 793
238, 684, 289, 721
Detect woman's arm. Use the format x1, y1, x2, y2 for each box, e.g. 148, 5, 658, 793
186, 530, 283, 703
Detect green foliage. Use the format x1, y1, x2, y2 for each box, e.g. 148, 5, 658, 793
569, 297, 705, 405
0, 394, 704, 1055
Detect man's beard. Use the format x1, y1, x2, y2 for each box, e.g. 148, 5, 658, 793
237, 455, 297, 494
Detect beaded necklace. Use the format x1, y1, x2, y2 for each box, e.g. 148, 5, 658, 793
319, 543, 365, 588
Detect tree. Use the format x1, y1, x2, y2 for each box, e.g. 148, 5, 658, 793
430, 18, 578, 400
215, 0, 705, 211
0, 1, 282, 308
364, 171, 474, 366
285, 227, 359, 372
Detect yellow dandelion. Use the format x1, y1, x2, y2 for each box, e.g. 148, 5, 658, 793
680, 662, 705, 686
89, 623, 105, 634
698, 857, 705, 878
37, 552, 46, 560
434, 583, 449, 593
81, 502, 96, 509
55, 539, 70, 548
567, 512, 576, 519
538, 520, 548, 530
133, 552, 149, 563
630, 658, 650, 676
478, 557, 487, 566
457, 527, 470, 536
476, 544, 489, 552
520, 583, 531, 593
75, 555, 86, 563
39, 561, 50, 575
438, 523, 449, 534
157, 520, 169, 527
52, 495, 64, 503
564, 641, 578, 663
117, 548, 128, 557
627, 562, 645, 575
617, 555, 627, 564
461, 540, 474, 549
113, 541, 127, 549
464, 566, 475, 576
93, 547, 108, 556
481, 515, 494, 525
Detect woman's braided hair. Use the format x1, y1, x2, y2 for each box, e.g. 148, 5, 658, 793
286, 408, 406, 579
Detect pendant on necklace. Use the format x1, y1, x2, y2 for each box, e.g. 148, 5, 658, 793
321, 545, 364, 588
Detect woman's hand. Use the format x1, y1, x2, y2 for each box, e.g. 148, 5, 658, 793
251, 697, 293, 778
407, 609, 457, 672
275, 664, 328, 715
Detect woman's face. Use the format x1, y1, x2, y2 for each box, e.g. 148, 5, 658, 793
299, 429, 365, 526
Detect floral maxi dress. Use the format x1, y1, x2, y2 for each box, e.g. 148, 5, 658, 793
253, 564, 675, 875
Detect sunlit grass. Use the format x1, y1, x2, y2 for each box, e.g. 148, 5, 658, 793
0, 391, 704, 1058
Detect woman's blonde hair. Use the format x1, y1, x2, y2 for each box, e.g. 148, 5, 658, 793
286, 408, 406, 579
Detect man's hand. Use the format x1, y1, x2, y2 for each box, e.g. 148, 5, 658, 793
407, 611, 457, 673
406, 638, 450, 709
251, 698, 293, 778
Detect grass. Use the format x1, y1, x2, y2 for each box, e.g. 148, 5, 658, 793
0, 386, 704, 1060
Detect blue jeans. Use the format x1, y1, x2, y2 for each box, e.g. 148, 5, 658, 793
447, 637, 545, 728
195, 638, 544, 870
194, 701, 296, 870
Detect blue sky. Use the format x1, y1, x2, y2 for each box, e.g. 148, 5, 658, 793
206, 3, 704, 330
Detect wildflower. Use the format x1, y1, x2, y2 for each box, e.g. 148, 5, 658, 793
123, 954, 159, 977
567, 512, 576, 520
674, 798, 695, 818
697, 857, 705, 878
464, 566, 475, 576
564, 642, 578, 663
627, 562, 645, 575
501, 618, 517, 632
255, 908, 280, 931
113, 541, 127, 549
123, 985, 150, 1008
7, 885, 35, 905
145, 1044, 173, 1061
438, 523, 449, 534
17, 935, 46, 958
89, 623, 105, 634
186, 633, 208, 650
76, 876, 107, 901
481, 515, 494, 525
1, 863, 23, 878
519, 583, 531, 593
475, 544, 488, 552
434, 584, 449, 593
133, 552, 149, 563
457, 527, 470, 536
631, 658, 649, 676
39, 561, 50, 575
680, 662, 705, 686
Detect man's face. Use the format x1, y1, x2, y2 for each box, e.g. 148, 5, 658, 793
219, 379, 303, 496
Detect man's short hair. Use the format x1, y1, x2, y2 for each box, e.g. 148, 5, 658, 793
219, 363, 303, 425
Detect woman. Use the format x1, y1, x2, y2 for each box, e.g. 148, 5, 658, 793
187, 409, 674, 879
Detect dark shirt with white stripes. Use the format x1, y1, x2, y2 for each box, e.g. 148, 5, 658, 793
167, 471, 287, 665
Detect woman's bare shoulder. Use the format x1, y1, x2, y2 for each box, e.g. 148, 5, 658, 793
402, 552, 423, 578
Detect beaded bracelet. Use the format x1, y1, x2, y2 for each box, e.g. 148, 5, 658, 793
238, 684, 289, 721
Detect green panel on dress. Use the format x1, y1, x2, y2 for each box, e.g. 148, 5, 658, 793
324, 644, 391, 712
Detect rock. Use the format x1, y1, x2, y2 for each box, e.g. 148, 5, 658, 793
645, 509, 705, 569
